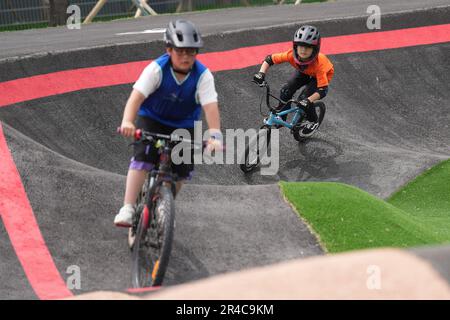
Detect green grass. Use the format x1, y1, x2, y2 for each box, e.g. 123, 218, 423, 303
388, 159, 450, 242
280, 159, 450, 253
0, 22, 49, 32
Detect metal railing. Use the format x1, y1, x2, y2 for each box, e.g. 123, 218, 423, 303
0, 0, 308, 29
0, 0, 49, 26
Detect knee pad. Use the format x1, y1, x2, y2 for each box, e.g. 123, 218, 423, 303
317, 87, 328, 99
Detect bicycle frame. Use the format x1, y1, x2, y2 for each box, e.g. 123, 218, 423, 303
140, 139, 177, 229
264, 106, 305, 130
134, 131, 204, 216
257, 81, 307, 130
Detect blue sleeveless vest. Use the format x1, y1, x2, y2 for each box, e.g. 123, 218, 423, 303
138, 53, 207, 128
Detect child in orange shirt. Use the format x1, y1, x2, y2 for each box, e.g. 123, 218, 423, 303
253, 25, 334, 134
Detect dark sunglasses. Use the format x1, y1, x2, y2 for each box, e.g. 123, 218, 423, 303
173, 47, 198, 56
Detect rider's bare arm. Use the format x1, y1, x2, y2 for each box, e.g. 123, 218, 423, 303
202, 102, 222, 150
259, 61, 271, 74
307, 92, 321, 102
202, 102, 221, 134
121, 89, 146, 137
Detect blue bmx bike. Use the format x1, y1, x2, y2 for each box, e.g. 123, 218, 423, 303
240, 80, 326, 173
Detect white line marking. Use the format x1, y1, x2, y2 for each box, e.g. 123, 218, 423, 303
116, 28, 166, 36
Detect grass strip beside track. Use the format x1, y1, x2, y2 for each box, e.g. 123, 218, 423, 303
388, 159, 450, 243
280, 159, 450, 253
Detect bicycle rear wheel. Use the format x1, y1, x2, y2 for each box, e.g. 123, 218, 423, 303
240, 125, 271, 173
131, 184, 175, 287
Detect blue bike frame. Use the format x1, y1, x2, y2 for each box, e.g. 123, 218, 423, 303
263, 105, 305, 129
257, 81, 308, 130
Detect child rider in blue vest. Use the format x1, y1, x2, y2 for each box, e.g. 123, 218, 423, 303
114, 20, 222, 227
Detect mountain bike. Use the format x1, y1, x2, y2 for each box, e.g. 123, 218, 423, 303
240, 80, 326, 173
126, 129, 204, 288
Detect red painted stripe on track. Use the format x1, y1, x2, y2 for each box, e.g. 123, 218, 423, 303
0, 23, 449, 108
0, 123, 73, 300
0, 61, 149, 108
126, 286, 161, 294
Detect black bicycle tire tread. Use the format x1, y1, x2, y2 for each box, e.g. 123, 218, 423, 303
151, 185, 175, 286
293, 102, 326, 141
240, 126, 271, 173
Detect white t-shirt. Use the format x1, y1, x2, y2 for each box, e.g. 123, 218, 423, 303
133, 61, 218, 106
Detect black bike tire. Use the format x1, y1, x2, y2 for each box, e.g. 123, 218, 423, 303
239, 125, 271, 173
148, 184, 175, 286
131, 184, 175, 287
131, 203, 149, 288
316, 101, 326, 126
128, 182, 147, 250
293, 102, 326, 142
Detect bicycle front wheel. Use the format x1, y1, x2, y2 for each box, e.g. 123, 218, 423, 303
131, 185, 175, 287
240, 125, 271, 173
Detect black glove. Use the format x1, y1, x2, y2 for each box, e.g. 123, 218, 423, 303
299, 98, 313, 109
253, 72, 265, 85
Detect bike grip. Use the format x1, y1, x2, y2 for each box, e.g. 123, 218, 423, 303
118, 126, 141, 140
252, 79, 265, 86
135, 129, 142, 140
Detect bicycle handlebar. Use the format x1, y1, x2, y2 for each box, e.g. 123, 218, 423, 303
117, 127, 225, 151
254, 80, 307, 112
135, 129, 201, 146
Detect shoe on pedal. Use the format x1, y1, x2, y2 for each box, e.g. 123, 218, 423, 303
300, 120, 319, 136
114, 204, 135, 227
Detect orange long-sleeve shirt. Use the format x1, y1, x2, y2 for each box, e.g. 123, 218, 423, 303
271, 49, 334, 88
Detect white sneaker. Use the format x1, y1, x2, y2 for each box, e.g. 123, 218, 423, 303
114, 204, 135, 227
300, 120, 319, 136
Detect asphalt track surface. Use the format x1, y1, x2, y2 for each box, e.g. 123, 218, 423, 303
0, 1, 449, 299
1, 0, 450, 61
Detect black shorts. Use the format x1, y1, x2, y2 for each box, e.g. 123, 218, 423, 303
130, 116, 195, 180
279, 71, 320, 122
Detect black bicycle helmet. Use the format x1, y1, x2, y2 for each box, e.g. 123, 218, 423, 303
293, 25, 321, 65
164, 19, 204, 49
